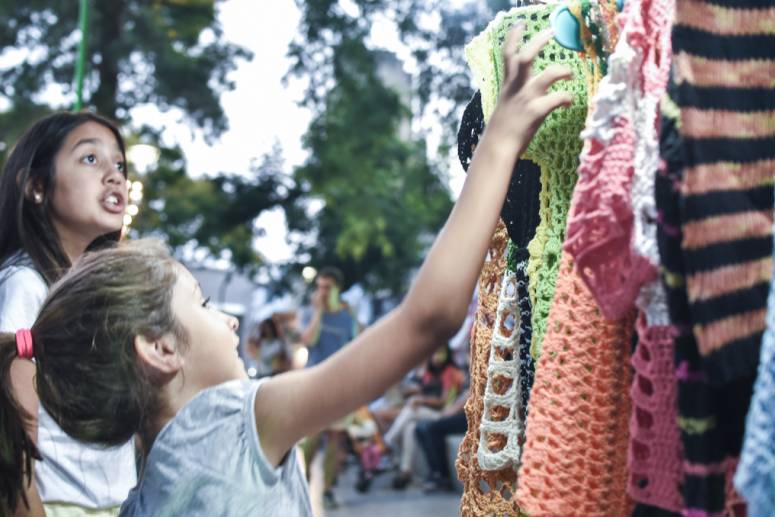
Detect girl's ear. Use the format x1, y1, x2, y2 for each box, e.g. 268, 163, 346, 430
22, 179, 44, 205
134, 334, 182, 374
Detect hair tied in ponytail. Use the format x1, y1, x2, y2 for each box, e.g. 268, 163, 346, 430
15, 329, 33, 359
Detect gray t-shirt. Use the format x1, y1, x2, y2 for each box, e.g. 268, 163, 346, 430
120, 379, 312, 517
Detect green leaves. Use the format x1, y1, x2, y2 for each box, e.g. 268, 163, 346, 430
0, 0, 251, 139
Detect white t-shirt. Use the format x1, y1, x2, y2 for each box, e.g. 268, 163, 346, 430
0, 254, 137, 509
120, 380, 312, 517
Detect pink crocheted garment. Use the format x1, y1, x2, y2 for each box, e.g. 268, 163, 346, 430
563, 116, 656, 320
516, 251, 635, 517
628, 313, 684, 513
563, 0, 674, 321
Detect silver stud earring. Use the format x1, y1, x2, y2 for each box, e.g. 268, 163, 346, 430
34, 194, 41, 201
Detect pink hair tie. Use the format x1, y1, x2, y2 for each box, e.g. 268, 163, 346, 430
15, 329, 34, 359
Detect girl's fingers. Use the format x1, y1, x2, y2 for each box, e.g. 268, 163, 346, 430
531, 91, 574, 119
530, 65, 573, 94
504, 27, 556, 89
502, 23, 527, 62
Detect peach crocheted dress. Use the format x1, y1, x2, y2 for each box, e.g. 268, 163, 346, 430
516, 251, 635, 517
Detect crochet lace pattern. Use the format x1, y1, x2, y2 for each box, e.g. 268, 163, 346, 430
735, 217, 775, 517
628, 313, 684, 514
458, 221, 521, 517
484, 5, 588, 360
564, 0, 674, 321
458, 91, 484, 173
516, 251, 635, 517
478, 267, 524, 471
513, 248, 536, 417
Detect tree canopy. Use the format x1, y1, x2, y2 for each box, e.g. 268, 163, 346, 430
0, 0, 251, 139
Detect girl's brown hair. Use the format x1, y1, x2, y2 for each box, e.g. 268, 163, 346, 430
0, 239, 186, 513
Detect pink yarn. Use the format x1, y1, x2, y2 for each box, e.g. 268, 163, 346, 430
564, 118, 657, 320
628, 313, 684, 514
564, 0, 674, 320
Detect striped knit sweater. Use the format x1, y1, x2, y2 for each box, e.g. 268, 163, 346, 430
670, 0, 775, 388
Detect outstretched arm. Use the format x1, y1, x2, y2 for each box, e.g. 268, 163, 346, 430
256, 25, 572, 467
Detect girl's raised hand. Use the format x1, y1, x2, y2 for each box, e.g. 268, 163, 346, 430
485, 24, 573, 160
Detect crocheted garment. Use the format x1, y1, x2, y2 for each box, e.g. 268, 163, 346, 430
671, 0, 775, 387
567, 0, 621, 102
458, 91, 484, 173
478, 266, 524, 471
735, 211, 775, 517
458, 221, 521, 517
477, 5, 588, 360
512, 246, 536, 418
657, 75, 751, 517
628, 313, 684, 514
564, 0, 674, 321
516, 251, 635, 517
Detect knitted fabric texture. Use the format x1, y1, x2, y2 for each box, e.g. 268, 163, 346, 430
628, 313, 684, 514
563, 6, 657, 320
465, 29, 498, 123
671, 0, 775, 387
514, 248, 536, 417
478, 267, 524, 471
657, 77, 752, 517
567, 0, 621, 101
734, 209, 775, 517
502, 159, 543, 249
516, 250, 635, 517
458, 91, 484, 173
458, 220, 521, 517
481, 5, 588, 360
564, 0, 674, 321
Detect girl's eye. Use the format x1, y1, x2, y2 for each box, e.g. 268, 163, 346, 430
115, 161, 125, 173
82, 154, 97, 165
203, 296, 211, 308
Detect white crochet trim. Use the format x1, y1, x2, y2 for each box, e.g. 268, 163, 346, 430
478, 270, 524, 471
578, 26, 638, 147
631, 92, 662, 267
636, 279, 670, 327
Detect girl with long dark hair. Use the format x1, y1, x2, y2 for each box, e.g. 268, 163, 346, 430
0, 112, 137, 516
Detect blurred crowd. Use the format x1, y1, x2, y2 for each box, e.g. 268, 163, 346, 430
245, 266, 473, 509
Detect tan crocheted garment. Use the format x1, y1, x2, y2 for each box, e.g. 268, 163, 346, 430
458, 220, 523, 517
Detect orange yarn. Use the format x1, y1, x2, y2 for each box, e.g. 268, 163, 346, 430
458, 220, 521, 517
516, 250, 635, 517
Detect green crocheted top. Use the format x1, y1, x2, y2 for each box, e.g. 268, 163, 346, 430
465, 5, 588, 359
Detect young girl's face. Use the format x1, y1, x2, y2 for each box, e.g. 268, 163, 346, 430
49, 121, 127, 249
171, 265, 248, 389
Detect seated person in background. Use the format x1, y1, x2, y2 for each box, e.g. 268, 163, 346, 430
247, 318, 292, 377
415, 386, 470, 492
371, 366, 425, 434
384, 343, 463, 489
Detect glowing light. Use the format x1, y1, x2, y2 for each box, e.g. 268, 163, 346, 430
126, 204, 139, 216
129, 190, 143, 202
247, 367, 258, 378
295, 347, 309, 367
301, 266, 317, 283
121, 225, 129, 235
131, 181, 143, 192
123, 214, 133, 226
127, 144, 160, 173
126, 179, 132, 190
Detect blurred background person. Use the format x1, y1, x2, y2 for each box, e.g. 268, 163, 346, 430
299, 266, 361, 509
247, 317, 292, 378
384, 343, 463, 489
415, 386, 470, 492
